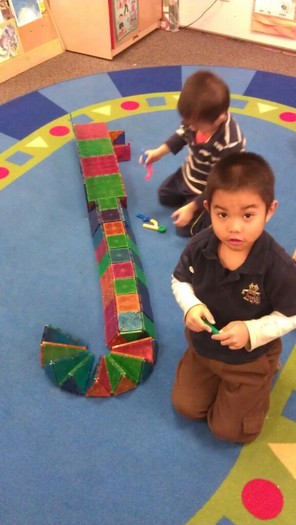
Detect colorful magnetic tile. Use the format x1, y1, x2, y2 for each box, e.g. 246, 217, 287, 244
115, 293, 141, 313
60, 353, 95, 395
109, 353, 144, 384
111, 337, 156, 364
106, 234, 129, 250
109, 248, 131, 263
88, 206, 100, 236
134, 264, 147, 285
81, 155, 119, 177
74, 122, 109, 140
111, 261, 134, 279
103, 221, 125, 236
113, 375, 137, 395
113, 144, 131, 162
41, 324, 87, 347
95, 237, 108, 263
100, 209, 121, 222
105, 315, 119, 347
128, 237, 140, 256
104, 297, 117, 324
114, 277, 137, 295
118, 312, 144, 334
86, 356, 112, 396
109, 130, 125, 145
96, 197, 119, 210
41, 342, 87, 367
137, 280, 153, 321
105, 354, 126, 393
92, 224, 104, 249
78, 139, 105, 157
85, 174, 125, 201
98, 251, 111, 277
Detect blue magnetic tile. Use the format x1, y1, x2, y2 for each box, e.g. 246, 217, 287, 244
0, 91, 67, 141
108, 66, 183, 96
6, 151, 33, 165
282, 390, 296, 421
244, 71, 296, 107
146, 96, 167, 107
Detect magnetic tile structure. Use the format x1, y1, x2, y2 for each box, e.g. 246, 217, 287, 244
41, 122, 158, 397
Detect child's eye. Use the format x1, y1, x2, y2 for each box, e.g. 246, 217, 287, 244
218, 212, 227, 219
244, 213, 254, 219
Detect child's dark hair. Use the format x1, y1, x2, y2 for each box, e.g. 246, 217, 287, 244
177, 70, 230, 123
206, 152, 275, 208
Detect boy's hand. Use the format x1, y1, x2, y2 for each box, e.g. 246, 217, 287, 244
171, 201, 198, 227
140, 144, 170, 165
211, 321, 250, 350
185, 304, 216, 333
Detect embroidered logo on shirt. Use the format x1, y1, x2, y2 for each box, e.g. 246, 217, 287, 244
241, 283, 260, 305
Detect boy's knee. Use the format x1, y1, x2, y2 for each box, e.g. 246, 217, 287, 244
171, 392, 206, 420
209, 414, 264, 444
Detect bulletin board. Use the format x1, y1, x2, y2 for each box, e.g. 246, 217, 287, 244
0, 0, 64, 83
251, 0, 296, 39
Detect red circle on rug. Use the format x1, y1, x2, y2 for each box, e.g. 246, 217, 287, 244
279, 111, 296, 122
241, 478, 284, 520
49, 125, 71, 136
121, 101, 140, 111
0, 167, 10, 179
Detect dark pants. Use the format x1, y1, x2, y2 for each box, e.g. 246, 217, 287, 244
171, 330, 282, 443
158, 168, 210, 235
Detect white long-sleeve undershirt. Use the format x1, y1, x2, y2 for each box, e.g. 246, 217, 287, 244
171, 275, 296, 351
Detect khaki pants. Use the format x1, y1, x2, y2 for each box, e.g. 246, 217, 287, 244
171, 331, 282, 443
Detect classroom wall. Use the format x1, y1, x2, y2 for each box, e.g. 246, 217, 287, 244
179, 0, 296, 52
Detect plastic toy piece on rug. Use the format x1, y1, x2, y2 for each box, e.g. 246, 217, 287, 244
41, 122, 158, 398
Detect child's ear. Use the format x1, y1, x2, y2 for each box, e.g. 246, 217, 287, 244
266, 200, 278, 222
203, 200, 210, 212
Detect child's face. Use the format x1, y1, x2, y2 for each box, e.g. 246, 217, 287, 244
204, 189, 277, 255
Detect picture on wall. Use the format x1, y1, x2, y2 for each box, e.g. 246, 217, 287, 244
251, 0, 296, 39
8, 0, 42, 27
0, 0, 13, 22
112, 0, 138, 42
0, 17, 22, 62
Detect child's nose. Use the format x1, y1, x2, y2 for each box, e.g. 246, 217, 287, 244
228, 219, 241, 232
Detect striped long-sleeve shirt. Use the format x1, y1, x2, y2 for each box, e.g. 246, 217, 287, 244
165, 112, 245, 203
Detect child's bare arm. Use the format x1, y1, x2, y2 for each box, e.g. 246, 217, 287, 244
142, 144, 171, 164
171, 201, 198, 227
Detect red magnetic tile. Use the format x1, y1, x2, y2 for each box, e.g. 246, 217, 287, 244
112, 262, 135, 279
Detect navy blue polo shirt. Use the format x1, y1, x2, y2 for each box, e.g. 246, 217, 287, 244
173, 229, 296, 364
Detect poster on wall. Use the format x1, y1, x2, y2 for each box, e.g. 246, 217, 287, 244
8, 0, 42, 27
112, 0, 138, 41
251, 0, 296, 39
0, 0, 13, 22
0, 17, 22, 62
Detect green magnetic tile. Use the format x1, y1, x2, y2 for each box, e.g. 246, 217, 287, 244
106, 234, 129, 250
78, 139, 103, 157
143, 313, 156, 339
105, 354, 125, 393
140, 361, 154, 383
109, 248, 131, 263
50, 353, 88, 386
96, 197, 119, 210
98, 252, 111, 277
118, 312, 143, 333
134, 265, 147, 285
61, 353, 95, 394
128, 238, 140, 256
114, 277, 137, 295
96, 138, 114, 155
41, 342, 87, 366
85, 174, 124, 201
110, 354, 144, 384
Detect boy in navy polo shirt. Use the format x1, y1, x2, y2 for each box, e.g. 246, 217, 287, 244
171, 152, 296, 443
142, 70, 245, 236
